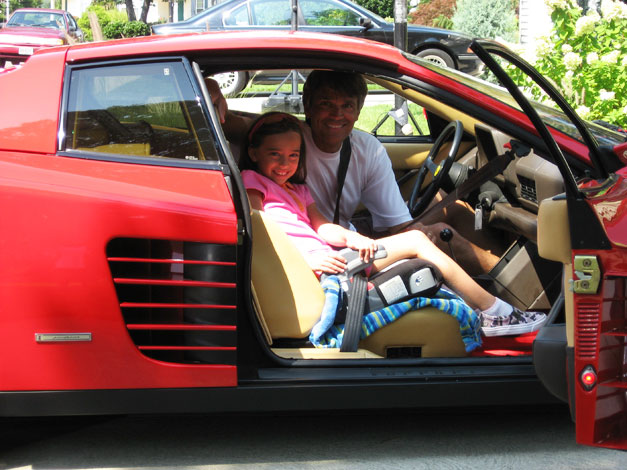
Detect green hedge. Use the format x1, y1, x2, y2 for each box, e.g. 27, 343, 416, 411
353, 0, 395, 18
78, 5, 150, 41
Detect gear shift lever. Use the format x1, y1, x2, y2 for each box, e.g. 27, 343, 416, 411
439, 228, 458, 263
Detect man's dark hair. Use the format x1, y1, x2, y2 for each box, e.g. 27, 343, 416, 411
302, 70, 368, 110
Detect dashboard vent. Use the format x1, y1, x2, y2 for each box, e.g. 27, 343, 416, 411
519, 176, 537, 203
107, 238, 237, 365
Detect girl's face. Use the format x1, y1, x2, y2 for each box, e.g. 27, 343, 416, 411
249, 131, 301, 186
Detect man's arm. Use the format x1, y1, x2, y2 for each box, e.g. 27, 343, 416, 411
204, 77, 254, 142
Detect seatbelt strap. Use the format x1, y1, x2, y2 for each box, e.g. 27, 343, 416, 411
340, 273, 368, 352
396, 145, 520, 231
333, 136, 352, 225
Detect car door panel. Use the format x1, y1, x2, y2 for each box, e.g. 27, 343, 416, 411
0, 153, 238, 390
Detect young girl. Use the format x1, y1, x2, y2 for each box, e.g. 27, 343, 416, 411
240, 112, 546, 337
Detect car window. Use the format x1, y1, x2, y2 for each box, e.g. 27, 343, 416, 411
8, 11, 63, 28
357, 90, 429, 138
224, 71, 429, 138
250, 0, 291, 26
65, 61, 219, 161
300, 0, 361, 26
224, 3, 250, 26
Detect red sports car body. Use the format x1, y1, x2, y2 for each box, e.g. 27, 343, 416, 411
0, 31, 625, 450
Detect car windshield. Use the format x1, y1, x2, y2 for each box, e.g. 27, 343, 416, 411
404, 52, 626, 147
8, 11, 65, 29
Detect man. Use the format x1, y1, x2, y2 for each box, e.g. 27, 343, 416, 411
207, 71, 501, 275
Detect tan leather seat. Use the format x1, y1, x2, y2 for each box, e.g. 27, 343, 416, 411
250, 210, 467, 357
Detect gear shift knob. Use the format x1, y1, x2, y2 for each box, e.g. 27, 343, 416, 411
439, 227, 453, 242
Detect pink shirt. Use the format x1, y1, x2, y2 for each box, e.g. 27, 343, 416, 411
241, 170, 334, 264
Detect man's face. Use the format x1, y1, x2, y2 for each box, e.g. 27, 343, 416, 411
305, 87, 361, 153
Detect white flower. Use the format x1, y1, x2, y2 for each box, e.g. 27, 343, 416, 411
410, 0, 420, 6
586, 52, 599, 64
575, 12, 600, 35
561, 70, 574, 89
622, 55, 627, 67
601, 50, 620, 63
561, 44, 573, 53
601, 0, 627, 21
545, 0, 578, 12
599, 89, 616, 101
534, 36, 553, 57
563, 51, 583, 70
576, 105, 591, 118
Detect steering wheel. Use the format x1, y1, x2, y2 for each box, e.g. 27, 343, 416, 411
408, 120, 464, 217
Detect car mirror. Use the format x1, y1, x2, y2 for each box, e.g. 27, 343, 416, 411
359, 17, 373, 30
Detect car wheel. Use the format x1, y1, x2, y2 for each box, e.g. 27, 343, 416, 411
415, 48, 455, 69
212, 71, 248, 96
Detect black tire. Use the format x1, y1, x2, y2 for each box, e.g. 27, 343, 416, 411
212, 71, 248, 96
415, 48, 455, 69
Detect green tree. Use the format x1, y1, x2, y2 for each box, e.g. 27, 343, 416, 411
451, 0, 518, 41
2, 0, 45, 23
353, 0, 395, 19
410, 0, 456, 28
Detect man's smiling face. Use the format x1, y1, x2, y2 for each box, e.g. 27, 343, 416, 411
305, 87, 362, 153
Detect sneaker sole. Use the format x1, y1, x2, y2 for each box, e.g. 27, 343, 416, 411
481, 315, 547, 337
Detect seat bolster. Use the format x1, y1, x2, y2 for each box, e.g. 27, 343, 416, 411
251, 210, 325, 339
538, 197, 571, 264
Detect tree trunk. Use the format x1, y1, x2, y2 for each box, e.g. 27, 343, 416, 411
140, 0, 151, 23
125, 0, 137, 22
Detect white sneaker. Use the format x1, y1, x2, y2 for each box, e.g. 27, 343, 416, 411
481, 308, 547, 337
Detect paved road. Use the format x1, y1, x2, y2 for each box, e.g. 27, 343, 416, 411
1, 405, 624, 469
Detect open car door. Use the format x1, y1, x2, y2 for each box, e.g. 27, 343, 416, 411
471, 40, 627, 450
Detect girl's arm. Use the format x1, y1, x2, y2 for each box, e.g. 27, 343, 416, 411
247, 189, 264, 211
307, 204, 377, 262
249, 191, 347, 274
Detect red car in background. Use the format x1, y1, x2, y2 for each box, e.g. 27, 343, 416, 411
0, 8, 83, 68
0, 30, 626, 450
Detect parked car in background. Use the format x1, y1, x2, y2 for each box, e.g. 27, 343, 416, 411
0, 8, 83, 68
152, 0, 483, 93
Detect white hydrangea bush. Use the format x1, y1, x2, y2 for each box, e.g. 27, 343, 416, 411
513, 0, 626, 127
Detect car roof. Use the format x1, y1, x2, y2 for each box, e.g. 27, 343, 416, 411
12, 8, 67, 14
65, 30, 404, 63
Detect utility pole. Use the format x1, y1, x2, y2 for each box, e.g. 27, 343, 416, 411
393, 0, 408, 135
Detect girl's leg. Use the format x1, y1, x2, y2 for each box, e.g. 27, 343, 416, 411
371, 230, 495, 311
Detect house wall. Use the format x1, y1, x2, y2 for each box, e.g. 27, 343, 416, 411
519, 0, 553, 44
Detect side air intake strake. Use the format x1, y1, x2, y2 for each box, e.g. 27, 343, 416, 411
107, 238, 237, 365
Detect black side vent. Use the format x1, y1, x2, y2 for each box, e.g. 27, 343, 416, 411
519, 175, 537, 203
107, 238, 237, 365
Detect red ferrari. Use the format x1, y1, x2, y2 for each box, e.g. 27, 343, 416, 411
0, 30, 625, 450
